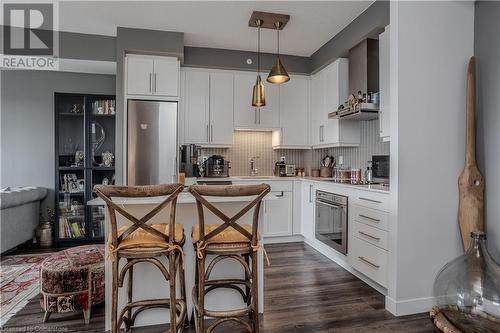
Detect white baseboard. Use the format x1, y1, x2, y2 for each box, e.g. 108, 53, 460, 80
263, 235, 304, 244
385, 295, 434, 316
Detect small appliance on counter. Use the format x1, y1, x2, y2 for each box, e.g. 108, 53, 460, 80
372, 155, 390, 185
285, 164, 296, 177
179, 144, 201, 178
204, 155, 230, 178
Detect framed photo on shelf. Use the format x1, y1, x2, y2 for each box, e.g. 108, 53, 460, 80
60, 173, 77, 192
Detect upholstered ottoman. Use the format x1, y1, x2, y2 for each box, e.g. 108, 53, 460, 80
40, 245, 105, 324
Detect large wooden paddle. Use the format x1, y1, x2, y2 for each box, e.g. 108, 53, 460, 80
458, 56, 484, 250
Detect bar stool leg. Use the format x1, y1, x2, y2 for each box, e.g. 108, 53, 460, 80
169, 252, 177, 333
127, 262, 134, 322
178, 253, 189, 328
197, 255, 205, 333
251, 251, 259, 333
111, 258, 119, 333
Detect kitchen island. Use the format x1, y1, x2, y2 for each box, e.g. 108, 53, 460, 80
88, 190, 273, 331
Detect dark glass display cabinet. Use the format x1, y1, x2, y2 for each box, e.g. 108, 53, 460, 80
54, 93, 116, 244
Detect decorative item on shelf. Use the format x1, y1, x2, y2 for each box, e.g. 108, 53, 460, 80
36, 208, 55, 248
267, 21, 290, 84
73, 150, 84, 167
91, 121, 105, 165
68, 180, 80, 193
101, 151, 114, 167
311, 169, 320, 178
77, 179, 85, 191
101, 177, 109, 186
252, 19, 266, 107
69, 104, 83, 114
348, 94, 359, 111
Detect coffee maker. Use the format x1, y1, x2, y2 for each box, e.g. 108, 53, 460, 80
204, 155, 230, 178
179, 144, 201, 177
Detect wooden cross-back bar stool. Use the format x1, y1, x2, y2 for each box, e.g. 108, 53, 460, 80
189, 184, 271, 333
94, 183, 187, 333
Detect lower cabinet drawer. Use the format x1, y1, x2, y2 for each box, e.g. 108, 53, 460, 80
352, 221, 388, 250
350, 236, 388, 287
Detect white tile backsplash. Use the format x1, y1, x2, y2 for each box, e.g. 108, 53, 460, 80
202, 120, 389, 176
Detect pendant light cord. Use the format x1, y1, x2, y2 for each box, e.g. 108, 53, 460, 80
277, 24, 280, 57
257, 23, 261, 75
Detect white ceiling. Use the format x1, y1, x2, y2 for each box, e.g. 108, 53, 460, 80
58, 1, 374, 57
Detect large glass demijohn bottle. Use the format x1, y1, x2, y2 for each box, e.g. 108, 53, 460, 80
433, 231, 500, 332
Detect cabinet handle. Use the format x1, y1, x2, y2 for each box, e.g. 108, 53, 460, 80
358, 214, 380, 222
358, 231, 381, 241
210, 124, 213, 142
275, 191, 284, 198
359, 197, 382, 204
358, 256, 380, 269
254, 109, 257, 124
281, 128, 284, 145
258, 109, 261, 124
149, 73, 152, 93
206, 125, 209, 142
309, 184, 313, 203
154, 73, 157, 93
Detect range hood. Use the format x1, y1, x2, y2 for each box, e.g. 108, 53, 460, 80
329, 38, 379, 121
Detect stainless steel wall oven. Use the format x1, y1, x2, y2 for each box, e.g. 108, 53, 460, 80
315, 190, 348, 255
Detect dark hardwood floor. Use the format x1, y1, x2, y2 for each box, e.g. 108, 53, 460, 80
2, 242, 435, 332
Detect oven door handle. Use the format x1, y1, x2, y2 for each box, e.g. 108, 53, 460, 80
316, 200, 343, 209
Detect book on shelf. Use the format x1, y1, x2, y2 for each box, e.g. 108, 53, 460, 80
59, 215, 86, 238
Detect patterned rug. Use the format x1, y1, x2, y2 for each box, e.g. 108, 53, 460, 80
0, 253, 49, 327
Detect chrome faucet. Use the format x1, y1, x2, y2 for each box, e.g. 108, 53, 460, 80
249, 156, 259, 176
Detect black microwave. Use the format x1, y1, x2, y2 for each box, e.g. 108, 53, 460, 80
372, 155, 389, 184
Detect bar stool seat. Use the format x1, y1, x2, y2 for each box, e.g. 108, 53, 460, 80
115, 223, 185, 250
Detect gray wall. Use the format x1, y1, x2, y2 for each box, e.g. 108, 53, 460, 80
0, 70, 116, 210
474, 1, 500, 260
310, 0, 389, 73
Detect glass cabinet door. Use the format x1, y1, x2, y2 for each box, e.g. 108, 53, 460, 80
88, 96, 116, 240
56, 94, 86, 239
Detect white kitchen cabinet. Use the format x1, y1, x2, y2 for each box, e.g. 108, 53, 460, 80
273, 75, 310, 148
310, 58, 360, 148
379, 26, 391, 141
126, 55, 179, 97
300, 181, 315, 240
264, 191, 293, 237
126, 56, 154, 96
154, 57, 180, 97
209, 72, 234, 146
234, 72, 280, 129
183, 70, 210, 144
182, 69, 234, 147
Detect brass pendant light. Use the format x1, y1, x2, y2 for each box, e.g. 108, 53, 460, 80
267, 21, 290, 84
252, 19, 266, 107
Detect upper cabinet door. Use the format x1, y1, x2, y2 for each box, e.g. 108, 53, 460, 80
126, 57, 154, 95
279, 76, 309, 147
259, 80, 280, 128
234, 73, 258, 128
379, 26, 390, 140
154, 57, 179, 97
210, 72, 234, 146
310, 72, 325, 146
183, 70, 210, 144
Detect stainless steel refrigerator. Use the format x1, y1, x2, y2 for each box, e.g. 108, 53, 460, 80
127, 100, 177, 185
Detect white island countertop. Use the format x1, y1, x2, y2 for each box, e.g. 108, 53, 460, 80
88, 190, 278, 206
